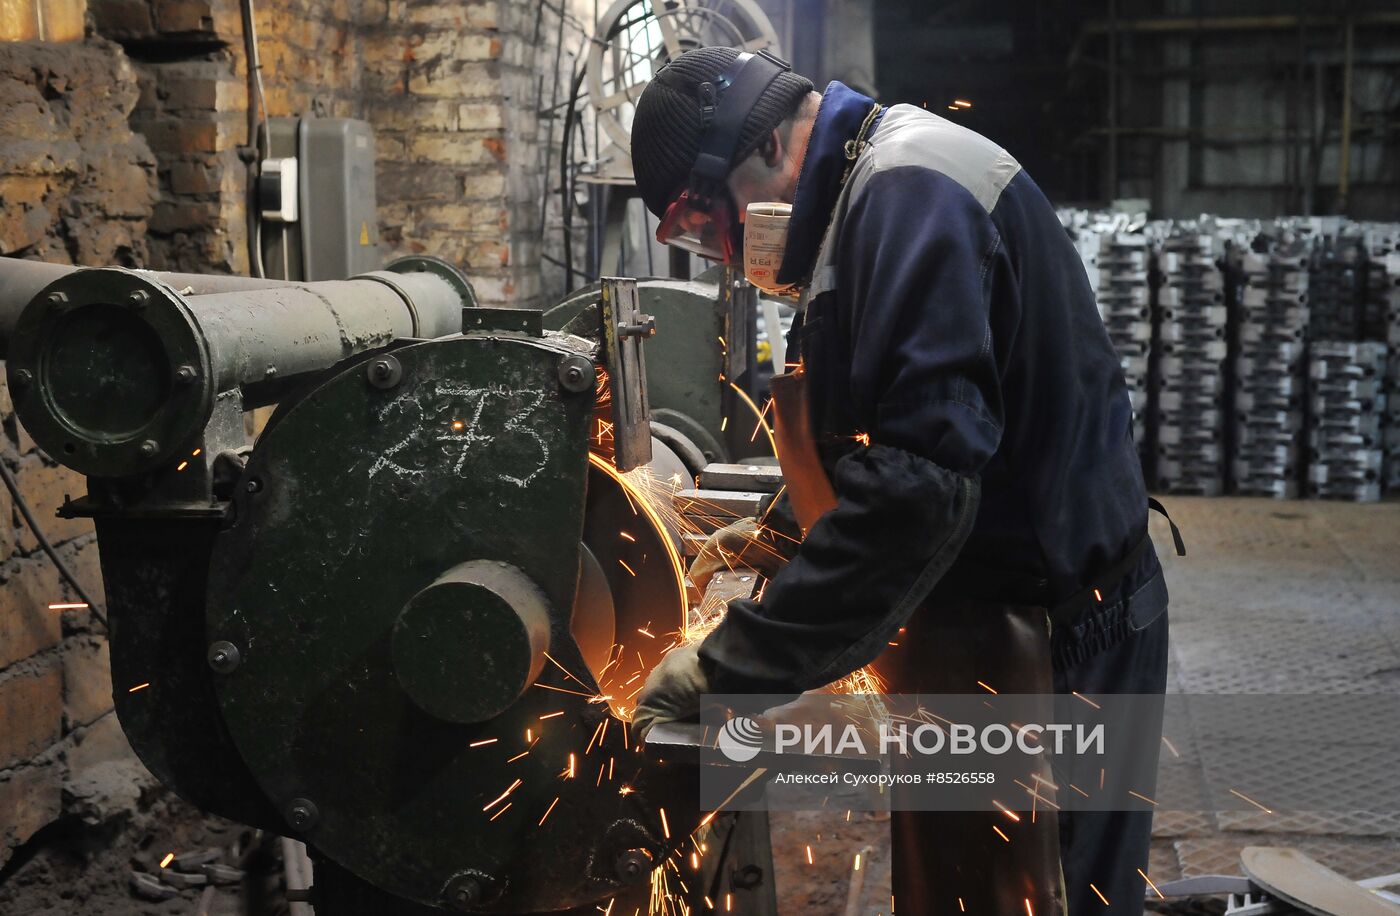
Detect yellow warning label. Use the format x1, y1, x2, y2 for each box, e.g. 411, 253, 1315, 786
359, 222, 370, 246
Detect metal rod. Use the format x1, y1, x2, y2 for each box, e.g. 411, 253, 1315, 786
1081, 12, 1400, 35
1106, 0, 1118, 205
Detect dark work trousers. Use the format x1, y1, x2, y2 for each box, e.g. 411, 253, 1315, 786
1053, 600, 1170, 916
884, 582, 1169, 916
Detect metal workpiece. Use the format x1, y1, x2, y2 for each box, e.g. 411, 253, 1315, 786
1, 257, 472, 477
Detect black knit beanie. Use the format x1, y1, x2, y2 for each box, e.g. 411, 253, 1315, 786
631, 46, 815, 219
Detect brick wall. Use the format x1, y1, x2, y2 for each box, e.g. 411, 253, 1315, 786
0, 29, 153, 870
86, 0, 596, 306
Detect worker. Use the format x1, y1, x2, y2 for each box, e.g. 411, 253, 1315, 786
626, 47, 1180, 916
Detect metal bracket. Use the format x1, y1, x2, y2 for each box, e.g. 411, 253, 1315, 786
463, 308, 544, 337
600, 277, 653, 471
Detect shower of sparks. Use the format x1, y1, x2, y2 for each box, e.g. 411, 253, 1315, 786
1072, 691, 1101, 709
539, 796, 560, 826
976, 680, 997, 694
806, 845, 813, 864
48, 602, 88, 610
620, 531, 636, 542
1089, 883, 1110, 906
619, 559, 638, 577
128, 683, 150, 693
1138, 869, 1164, 899
483, 779, 521, 811
159, 853, 174, 868
854, 853, 863, 871
469, 738, 497, 748
727, 382, 777, 456
489, 803, 511, 821
659, 807, 670, 839
1161, 736, 1180, 757
1228, 788, 1273, 813
1127, 790, 1157, 807
1024, 899, 1034, 916
992, 799, 1021, 822
539, 711, 564, 720
992, 825, 1011, 843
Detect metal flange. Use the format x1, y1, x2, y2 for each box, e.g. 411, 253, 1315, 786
5, 268, 214, 478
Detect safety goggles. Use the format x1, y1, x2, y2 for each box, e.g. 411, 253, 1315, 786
655, 188, 742, 264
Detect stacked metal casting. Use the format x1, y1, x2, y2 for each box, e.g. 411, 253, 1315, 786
1307, 221, 1367, 342
1070, 216, 1154, 453
1232, 239, 1311, 498
1307, 341, 1388, 502
1059, 211, 1400, 502
1379, 251, 1400, 494
1154, 225, 1228, 496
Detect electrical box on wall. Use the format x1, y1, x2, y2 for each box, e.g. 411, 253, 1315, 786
259, 117, 379, 281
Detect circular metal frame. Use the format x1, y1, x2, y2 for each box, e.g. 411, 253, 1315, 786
586, 0, 781, 156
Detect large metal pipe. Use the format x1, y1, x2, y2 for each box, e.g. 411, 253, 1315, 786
185, 269, 467, 396
2, 257, 473, 478
0, 257, 304, 354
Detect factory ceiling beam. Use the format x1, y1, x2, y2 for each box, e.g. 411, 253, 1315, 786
1080, 12, 1400, 36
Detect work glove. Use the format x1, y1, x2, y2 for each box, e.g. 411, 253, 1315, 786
688, 517, 787, 594
630, 643, 711, 743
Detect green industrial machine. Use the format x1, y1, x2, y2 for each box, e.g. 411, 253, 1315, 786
0, 257, 754, 914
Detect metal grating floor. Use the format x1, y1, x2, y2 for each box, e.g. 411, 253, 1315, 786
1149, 497, 1400, 887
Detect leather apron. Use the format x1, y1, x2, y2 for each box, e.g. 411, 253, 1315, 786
769, 367, 1066, 915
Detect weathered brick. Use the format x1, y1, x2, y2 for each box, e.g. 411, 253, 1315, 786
375, 163, 458, 203
63, 636, 113, 729
366, 98, 457, 132
153, 0, 216, 34
0, 760, 61, 870
12, 457, 91, 553
132, 115, 239, 155
149, 198, 224, 234
0, 659, 62, 769
0, 557, 65, 670
457, 102, 503, 131
459, 171, 506, 201
0, 471, 12, 564
407, 132, 502, 167
406, 61, 497, 99
64, 710, 135, 775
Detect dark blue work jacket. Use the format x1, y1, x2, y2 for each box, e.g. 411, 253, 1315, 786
699, 82, 1167, 694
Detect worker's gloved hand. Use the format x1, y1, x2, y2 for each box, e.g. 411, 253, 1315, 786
631, 643, 711, 743
689, 517, 786, 594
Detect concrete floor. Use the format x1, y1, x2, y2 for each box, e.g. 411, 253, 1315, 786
769, 497, 1400, 914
